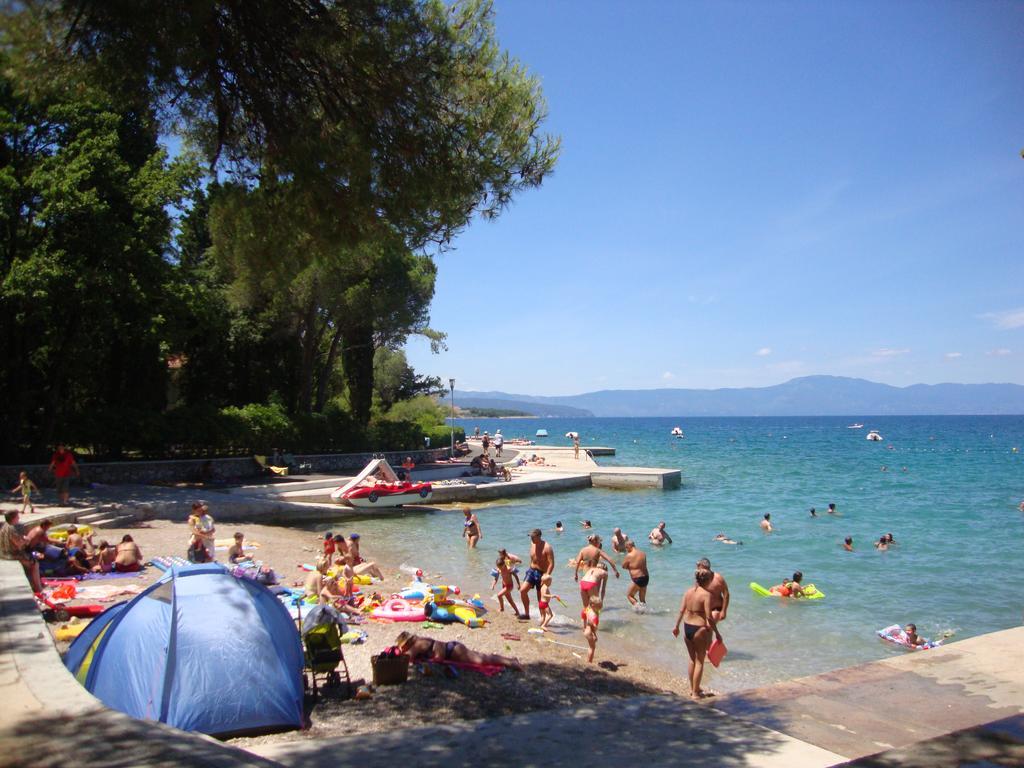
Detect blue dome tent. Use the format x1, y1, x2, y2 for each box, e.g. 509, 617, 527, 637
65, 563, 304, 737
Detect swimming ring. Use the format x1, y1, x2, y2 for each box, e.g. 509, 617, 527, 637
372, 598, 426, 622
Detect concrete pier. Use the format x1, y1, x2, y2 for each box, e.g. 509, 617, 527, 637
712, 626, 1024, 763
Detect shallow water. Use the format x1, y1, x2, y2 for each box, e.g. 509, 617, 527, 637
304, 416, 1024, 691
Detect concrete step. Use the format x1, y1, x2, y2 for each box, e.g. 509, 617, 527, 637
84, 514, 138, 529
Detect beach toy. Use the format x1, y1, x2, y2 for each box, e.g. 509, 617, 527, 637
423, 601, 485, 628
48, 524, 93, 542
750, 582, 825, 600
707, 636, 728, 668
372, 598, 426, 622
398, 585, 428, 601
876, 624, 942, 650
54, 621, 90, 642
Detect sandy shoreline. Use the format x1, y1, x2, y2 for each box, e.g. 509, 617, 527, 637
46, 516, 693, 745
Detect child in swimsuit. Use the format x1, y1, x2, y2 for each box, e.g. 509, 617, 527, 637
10, 471, 39, 514
491, 549, 522, 616
581, 594, 602, 662
539, 573, 554, 630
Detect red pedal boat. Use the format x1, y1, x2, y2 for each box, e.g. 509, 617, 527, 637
330, 458, 432, 507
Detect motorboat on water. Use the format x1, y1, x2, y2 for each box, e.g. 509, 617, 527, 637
847, 423, 864, 429
866, 430, 883, 441
536, 429, 548, 437
565, 431, 579, 440
330, 458, 432, 507
671, 426, 684, 438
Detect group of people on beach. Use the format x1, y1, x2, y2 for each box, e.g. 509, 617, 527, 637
475, 510, 729, 696
0, 510, 143, 591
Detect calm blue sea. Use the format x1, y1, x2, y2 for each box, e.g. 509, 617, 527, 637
319, 416, 1024, 691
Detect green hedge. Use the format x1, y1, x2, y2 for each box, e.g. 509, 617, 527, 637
64, 402, 460, 459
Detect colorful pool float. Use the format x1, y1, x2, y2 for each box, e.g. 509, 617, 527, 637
750, 582, 825, 599
372, 598, 426, 622
877, 624, 941, 650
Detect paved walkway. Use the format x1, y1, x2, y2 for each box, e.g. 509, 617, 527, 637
249, 694, 842, 768
712, 626, 1024, 761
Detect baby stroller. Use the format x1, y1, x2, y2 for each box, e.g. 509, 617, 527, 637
300, 603, 351, 697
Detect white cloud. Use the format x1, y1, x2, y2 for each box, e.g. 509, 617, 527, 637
756, 347, 772, 357
980, 308, 1024, 330
987, 348, 1012, 357
873, 348, 910, 358
662, 371, 675, 380
944, 352, 962, 359
686, 294, 718, 306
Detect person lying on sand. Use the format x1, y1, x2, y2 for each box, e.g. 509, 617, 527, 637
395, 631, 523, 671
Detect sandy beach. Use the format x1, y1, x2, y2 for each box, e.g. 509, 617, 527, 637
45, 516, 692, 747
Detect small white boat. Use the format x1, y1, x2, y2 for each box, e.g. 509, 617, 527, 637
848, 423, 864, 429
671, 427, 684, 438
866, 430, 883, 441
535, 429, 548, 437
565, 431, 579, 439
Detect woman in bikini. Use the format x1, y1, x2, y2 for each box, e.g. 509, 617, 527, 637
672, 568, 721, 699
394, 631, 523, 671
462, 507, 482, 549
577, 563, 608, 609
573, 535, 620, 605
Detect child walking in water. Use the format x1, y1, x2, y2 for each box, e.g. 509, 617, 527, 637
491, 549, 522, 616
10, 471, 39, 514
539, 574, 556, 630
582, 594, 602, 662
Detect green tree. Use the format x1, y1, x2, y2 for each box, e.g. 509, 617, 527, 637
0, 36, 195, 459
374, 348, 443, 412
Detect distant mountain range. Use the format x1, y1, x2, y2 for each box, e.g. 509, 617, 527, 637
441, 376, 1024, 417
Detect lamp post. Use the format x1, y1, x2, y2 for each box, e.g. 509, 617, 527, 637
449, 378, 456, 455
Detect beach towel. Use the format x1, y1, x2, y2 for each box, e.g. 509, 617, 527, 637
74, 584, 145, 602
420, 659, 505, 677
151, 555, 190, 572
42, 571, 147, 583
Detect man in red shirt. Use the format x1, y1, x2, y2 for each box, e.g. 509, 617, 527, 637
49, 444, 79, 506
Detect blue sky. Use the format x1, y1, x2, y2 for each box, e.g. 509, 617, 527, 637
403, 1, 1024, 396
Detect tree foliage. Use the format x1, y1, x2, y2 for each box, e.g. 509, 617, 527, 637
0, 1, 558, 460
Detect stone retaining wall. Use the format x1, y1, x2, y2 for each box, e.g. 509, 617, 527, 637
0, 448, 450, 488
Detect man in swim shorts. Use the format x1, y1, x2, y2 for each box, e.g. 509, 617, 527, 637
697, 557, 729, 623
622, 539, 649, 605
760, 513, 773, 533
519, 528, 554, 620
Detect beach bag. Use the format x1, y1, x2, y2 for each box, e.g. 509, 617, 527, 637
371, 652, 409, 685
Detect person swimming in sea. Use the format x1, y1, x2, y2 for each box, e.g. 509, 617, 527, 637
843, 536, 853, 552
771, 571, 806, 597
554, 521, 564, 533
713, 533, 742, 545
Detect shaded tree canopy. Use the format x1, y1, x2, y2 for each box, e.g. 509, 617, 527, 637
0, 0, 558, 459
50, 0, 560, 248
